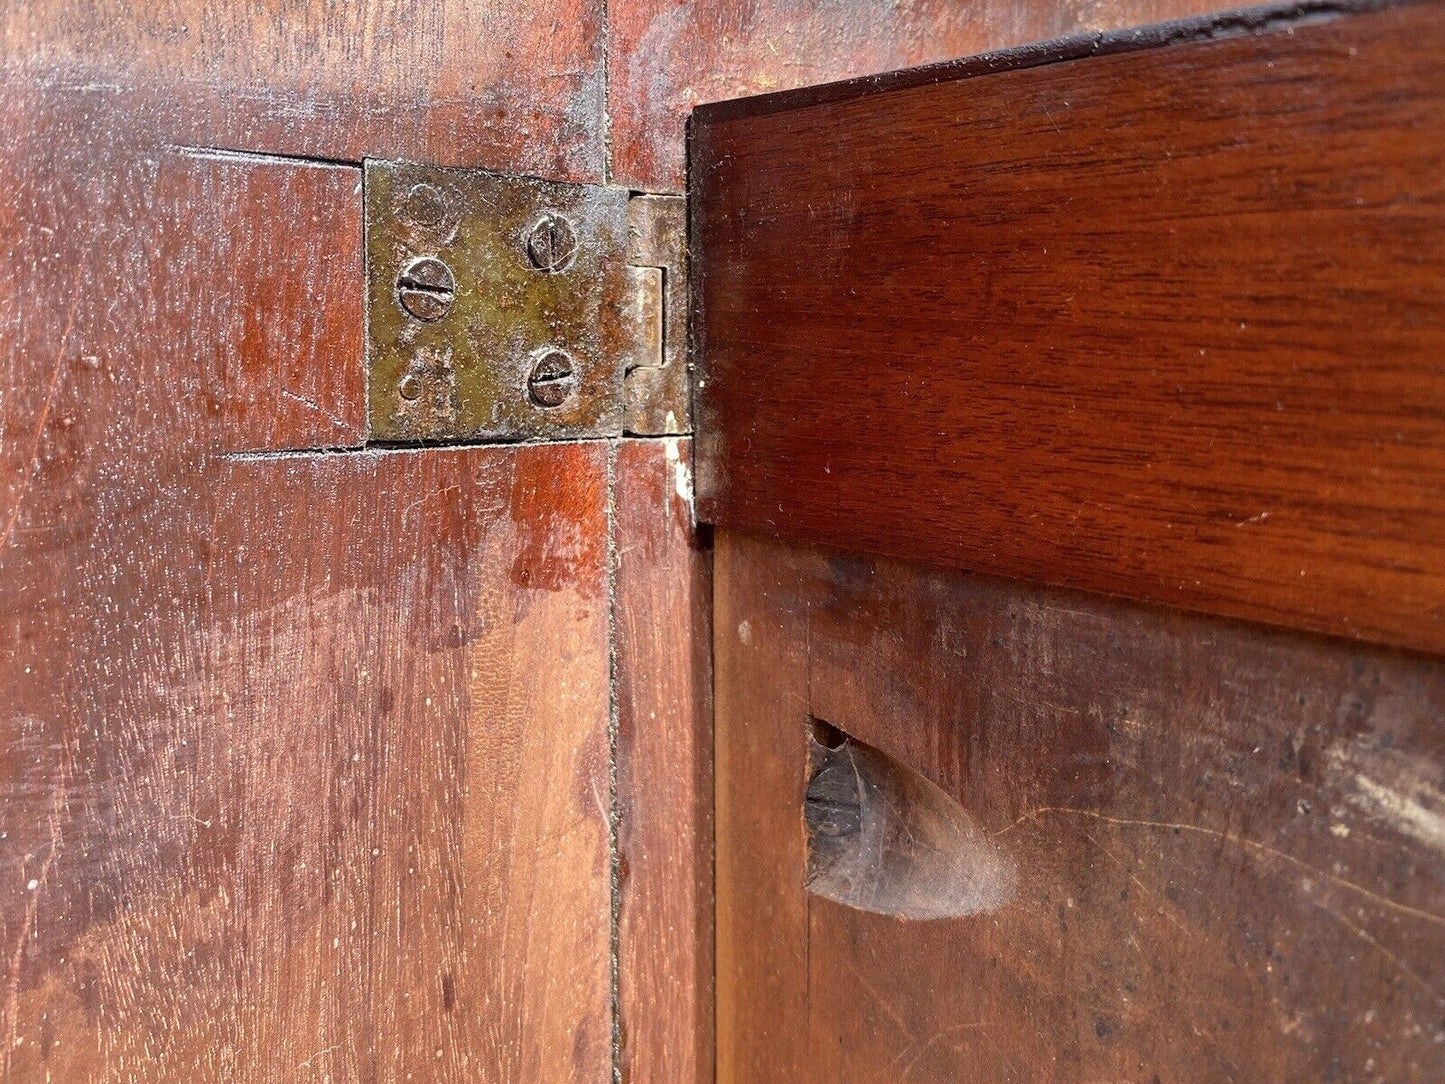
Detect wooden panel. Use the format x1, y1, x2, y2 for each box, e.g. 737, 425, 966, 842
693, 1, 1445, 654
0, 81, 610, 1081
1, 0, 605, 179
715, 529, 1445, 1082
614, 437, 714, 1084
211, 445, 612, 1084
607, 0, 1230, 191
0, 95, 364, 465
713, 533, 812, 1084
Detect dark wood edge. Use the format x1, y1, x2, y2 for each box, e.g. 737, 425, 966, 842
688, 0, 1414, 126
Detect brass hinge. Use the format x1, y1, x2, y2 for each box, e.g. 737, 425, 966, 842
364, 161, 689, 444
623, 195, 690, 436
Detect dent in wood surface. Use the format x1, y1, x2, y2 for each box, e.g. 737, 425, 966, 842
716, 530, 1445, 1083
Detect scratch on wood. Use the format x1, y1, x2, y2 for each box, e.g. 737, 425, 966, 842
3, 728, 71, 1078
1311, 899, 1445, 1005
994, 807, 1445, 928
1, 341, 68, 553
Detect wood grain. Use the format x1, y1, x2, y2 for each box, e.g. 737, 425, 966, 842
713, 533, 811, 1084
193, 151, 365, 453
614, 437, 714, 1084
0, 80, 611, 1081
1, 0, 605, 179
693, 0, 1445, 654
715, 529, 1445, 1083
608, 0, 1233, 191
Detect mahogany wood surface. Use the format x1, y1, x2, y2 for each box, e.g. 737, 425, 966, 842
607, 0, 1231, 191
693, 0, 1445, 654
0, 0, 606, 179
0, 81, 612, 1081
715, 529, 1445, 1083
1, 0, 1249, 191
615, 437, 715, 1084
713, 539, 812, 1084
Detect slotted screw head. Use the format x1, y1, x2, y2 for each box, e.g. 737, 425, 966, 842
396, 256, 456, 321
525, 213, 578, 273
527, 350, 577, 408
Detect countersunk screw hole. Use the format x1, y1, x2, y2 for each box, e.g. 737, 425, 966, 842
399, 183, 448, 229
809, 719, 848, 750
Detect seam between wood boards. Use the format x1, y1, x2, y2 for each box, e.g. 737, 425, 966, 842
605, 437, 622, 1084
602, 0, 613, 186
165, 143, 363, 169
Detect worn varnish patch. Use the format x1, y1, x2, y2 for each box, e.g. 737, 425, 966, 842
716, 530, 1445, 1083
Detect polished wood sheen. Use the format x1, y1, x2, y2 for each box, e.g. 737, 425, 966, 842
693, 0, 1445, 654
715, 530, 1445, 1083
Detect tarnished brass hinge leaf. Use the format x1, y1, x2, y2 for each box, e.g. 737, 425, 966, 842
366, 161, 629, 443
364, 161, 690, 445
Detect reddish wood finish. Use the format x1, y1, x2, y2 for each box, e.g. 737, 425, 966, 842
615, 437, 714, 1084
0, 82, 611, 1081
607, 0, 1231, 191
716, 530, 1445, 1083
3, 0, 1238, 192
693, 1, 1445, 654
713, 537, 812, 1084
1, 0, 605, 179
193, 151, 365, 453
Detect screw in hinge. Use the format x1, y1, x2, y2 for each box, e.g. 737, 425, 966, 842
396, 256, 456, 322
526, 349, 577, 408
525, 213, 578, 273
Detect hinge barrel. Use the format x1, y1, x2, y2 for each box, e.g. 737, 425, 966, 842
624, 194, 690, 436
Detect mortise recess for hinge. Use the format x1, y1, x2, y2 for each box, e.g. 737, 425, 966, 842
364, 160, 688, 444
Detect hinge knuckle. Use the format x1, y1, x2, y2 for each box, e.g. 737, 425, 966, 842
623, 194, 690, 437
